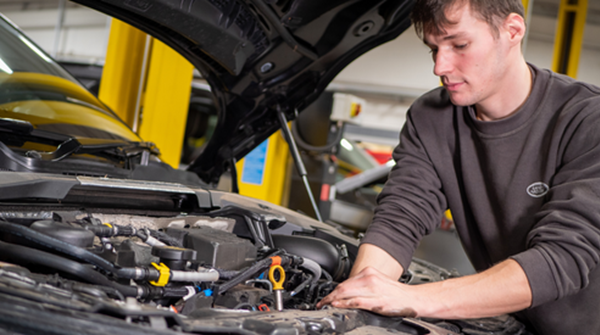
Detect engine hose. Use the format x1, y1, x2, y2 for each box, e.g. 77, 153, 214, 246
0, 221, 152, 281
300, 258, 321, 283
149, 229, 183, 248
84, 224, 137, 237
290, 274, 313, 296
217, 250, 283, 295
136, 230, 166, 247
171, 268, 219, 282
215, 268, 240, 280
0, 221, 120, 274
0, 239, 140, 298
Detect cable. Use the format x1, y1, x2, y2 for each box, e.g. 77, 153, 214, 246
291, 120, 344, 153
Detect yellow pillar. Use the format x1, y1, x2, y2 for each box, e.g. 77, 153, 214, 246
98, 19, 149, 128
236, 131, 290, 206
552, 0, 588, 78
522, 0, 529, 15
138, 40, 194, 168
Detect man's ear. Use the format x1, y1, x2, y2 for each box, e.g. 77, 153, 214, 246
502, 13, 526, 46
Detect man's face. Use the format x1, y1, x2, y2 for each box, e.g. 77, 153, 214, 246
424, 4, 509, 109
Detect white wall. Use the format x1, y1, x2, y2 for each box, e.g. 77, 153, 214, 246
337, 15, 600, 90
3, 7, 109, 62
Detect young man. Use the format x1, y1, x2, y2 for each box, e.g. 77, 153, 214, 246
317, 0, 600, 334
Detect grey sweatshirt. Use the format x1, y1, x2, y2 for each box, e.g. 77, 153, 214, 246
361, 64, 600, 334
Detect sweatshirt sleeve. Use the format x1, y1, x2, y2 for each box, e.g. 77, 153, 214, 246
361, 108, 447, 272
511, 97, 600, 307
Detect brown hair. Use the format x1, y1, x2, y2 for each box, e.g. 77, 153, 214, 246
411, 0, 525, 38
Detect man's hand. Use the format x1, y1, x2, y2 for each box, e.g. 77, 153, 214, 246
317, 243, 533, 319
316, 266, 421, 317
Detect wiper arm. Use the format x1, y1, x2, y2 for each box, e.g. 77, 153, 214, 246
44, 138, 158, 164
0, 117, 34, 134
0, 119, 158, 166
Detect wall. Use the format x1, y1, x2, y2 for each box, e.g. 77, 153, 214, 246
2, 6, 109, 62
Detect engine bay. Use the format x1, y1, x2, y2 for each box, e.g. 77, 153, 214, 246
0, 207, 529, 335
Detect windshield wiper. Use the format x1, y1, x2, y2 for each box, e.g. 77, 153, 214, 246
0, 118, 158, 166
44, 137, 158, 166
0, 117, 34, 134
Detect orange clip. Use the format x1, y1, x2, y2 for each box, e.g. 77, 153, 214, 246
270, 256, 282, 266
258, 304, 270, 312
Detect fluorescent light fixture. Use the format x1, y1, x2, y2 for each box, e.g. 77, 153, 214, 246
0, 57, 12, 74
19, 36, 52, 63
340, 138, 353, 151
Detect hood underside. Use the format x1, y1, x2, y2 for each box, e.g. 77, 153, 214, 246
71, 0, 415, 184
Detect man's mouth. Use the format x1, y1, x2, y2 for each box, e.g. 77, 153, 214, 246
444, 82, 463, 91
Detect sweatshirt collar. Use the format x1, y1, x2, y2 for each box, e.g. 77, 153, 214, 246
466, 63, 548, 137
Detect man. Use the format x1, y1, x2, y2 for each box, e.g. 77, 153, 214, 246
317, 0, 600, 334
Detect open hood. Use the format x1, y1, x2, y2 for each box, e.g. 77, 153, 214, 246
72, 0, 415, 184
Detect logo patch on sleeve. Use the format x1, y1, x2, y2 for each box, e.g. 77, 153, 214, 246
527, 182, 549, 198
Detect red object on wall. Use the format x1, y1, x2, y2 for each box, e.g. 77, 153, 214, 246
366, 149, 393, 165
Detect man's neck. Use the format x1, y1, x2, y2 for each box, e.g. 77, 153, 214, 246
475, 59, 533, 122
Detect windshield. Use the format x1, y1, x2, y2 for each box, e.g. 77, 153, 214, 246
0, 15, 140, 143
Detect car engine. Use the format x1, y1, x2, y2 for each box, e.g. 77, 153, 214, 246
0, 208, 530, 335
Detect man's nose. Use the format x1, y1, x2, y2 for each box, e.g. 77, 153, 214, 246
433, 51, 452, 77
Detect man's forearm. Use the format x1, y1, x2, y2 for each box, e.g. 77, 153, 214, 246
351, 243, 404, 279
320, 246, 532, 319
413, 259, 532, 319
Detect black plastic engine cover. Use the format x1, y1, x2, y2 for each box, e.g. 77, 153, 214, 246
165, 226, 257, 270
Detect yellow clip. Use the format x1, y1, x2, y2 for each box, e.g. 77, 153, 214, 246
103, 223, 113, 228
268, 265, 285, 290
149, 262, 171, 287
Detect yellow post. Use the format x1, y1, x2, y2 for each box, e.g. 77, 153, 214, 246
552, 0, 588, 78
138, 40, 194, 168
98, 19, 149, 128
236, 131, 291, 206
522, 0, 529, 15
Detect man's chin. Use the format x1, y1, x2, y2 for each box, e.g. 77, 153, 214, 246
448, 93, 472, 107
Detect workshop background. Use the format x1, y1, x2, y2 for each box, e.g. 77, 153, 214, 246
1, 0, 599, 275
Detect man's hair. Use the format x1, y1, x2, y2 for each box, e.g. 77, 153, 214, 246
411, 0, 525, 38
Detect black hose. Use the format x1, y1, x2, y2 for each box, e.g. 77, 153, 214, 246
215, 268, 241, 280
149, 229, 183, 248
0, 221, 118, 274
217, 250, 283, 295
290, 274, 313, 296
0, 239, 139, 297
0, 221, 150, 281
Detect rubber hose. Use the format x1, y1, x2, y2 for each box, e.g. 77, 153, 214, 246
0, 221, 118, 274
150, 229, 183, 248
171, 268, 219, 282
0, 221, 146, 281
300, 257, 322, 283
217, 250, 283, 295
0, 240, 139, 297
215, 268, 240, 280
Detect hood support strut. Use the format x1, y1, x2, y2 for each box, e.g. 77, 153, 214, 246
276, 107, 323, 222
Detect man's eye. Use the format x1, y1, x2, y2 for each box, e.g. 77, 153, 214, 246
455, 44, 468, 50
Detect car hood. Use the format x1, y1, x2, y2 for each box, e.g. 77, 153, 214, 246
71, 0, 415, 184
